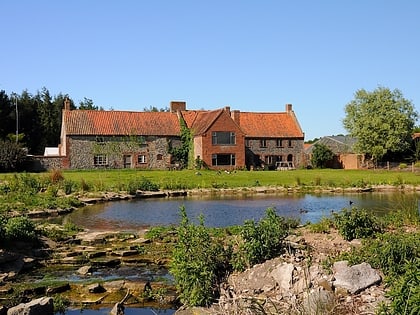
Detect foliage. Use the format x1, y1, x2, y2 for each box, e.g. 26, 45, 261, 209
127, 176, 159, 194
78, 97, 101, 110
170, 206, 226, 306
53, 294, 70, 314
233, 207, 290, 270
343, 87, 418, 163
308, 216, 334, 233
311, 143, 335, 168
0, 140, 27, 171
341, 231, 419, 315
169, 118, 192, 168
332, 208, 381, 241
3, 216, 37, 242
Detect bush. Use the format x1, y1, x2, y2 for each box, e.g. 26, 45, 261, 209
127, 176, 159, 194
333, 208, 381, 241
4, 216, 37, 242
170, 206, 226, 306
233, 207, 290, 270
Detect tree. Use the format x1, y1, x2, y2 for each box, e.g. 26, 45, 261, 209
79, 97, 102, 110
343, 87, 418, 164
311, 143, 334, 168
0, 140, 27, 171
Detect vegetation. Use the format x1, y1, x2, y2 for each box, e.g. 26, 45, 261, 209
343, 86, 418, 164
0, 139, 27, 171
311, 143, 334, 168
308, 198, 420, 315
170, 206, 226, 306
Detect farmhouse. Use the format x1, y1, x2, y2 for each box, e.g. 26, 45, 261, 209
58, 100, 305, 170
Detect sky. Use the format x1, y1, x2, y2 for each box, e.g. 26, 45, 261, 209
1, 0, 419, 140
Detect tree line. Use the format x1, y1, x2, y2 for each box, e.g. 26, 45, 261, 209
0, 88, 102, 156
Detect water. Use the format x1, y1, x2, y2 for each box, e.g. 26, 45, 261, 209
58, 191, 418, 314
65, 307, 174, 314
64, 192, 418, 231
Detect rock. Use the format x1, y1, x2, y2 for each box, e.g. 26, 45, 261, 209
7, 296, 53, 315
46, 282, 71, 294
88, 283, 106, 293
302, 288, 335, 315
269, 262, 294, 292
333, 261, 381, 294
77, 265, 94, 275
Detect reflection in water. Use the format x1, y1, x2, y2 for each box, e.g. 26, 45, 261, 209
64, 192, 419, 231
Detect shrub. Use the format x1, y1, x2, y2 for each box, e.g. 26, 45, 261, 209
4, 216, 37, 242
332, 208, 381, 241
170, 206, 225, 307
127, 177, 159, 194
233, 207, 290, 270
398, 163, 408, 169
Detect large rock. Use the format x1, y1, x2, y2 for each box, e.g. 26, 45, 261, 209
7, 297, 53, 315
333, 261, 381, 294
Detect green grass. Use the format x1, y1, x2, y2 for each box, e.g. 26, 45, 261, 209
1, 168, 419, 193
51, 168, 420, 191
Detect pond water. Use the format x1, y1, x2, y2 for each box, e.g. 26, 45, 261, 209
57, 191, 418, 314
63, 192, 419, 230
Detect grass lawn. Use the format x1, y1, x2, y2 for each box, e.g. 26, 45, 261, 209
53, 168, 420, 191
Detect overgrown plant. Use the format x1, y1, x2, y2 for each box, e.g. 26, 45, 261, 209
233, 207, 292, 271
170, 206, 226, 306
332, 207, 381, 241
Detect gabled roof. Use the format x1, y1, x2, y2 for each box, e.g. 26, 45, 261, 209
239, 112, 304, 138
306, 135, 357, 154
63, 110, 181, 136
181, 109, 226, 135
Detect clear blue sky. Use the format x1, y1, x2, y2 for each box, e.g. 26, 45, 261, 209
1, 0, 419, 140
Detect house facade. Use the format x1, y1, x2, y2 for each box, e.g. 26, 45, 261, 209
59, 100, 305, 170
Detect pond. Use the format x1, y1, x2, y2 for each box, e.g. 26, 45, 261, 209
63, 192, 419, 230
56, 191, 418, 314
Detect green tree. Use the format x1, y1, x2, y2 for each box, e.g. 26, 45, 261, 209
311, 143, 334, 168
79, 97, 102, 110
343, 87, 418, 164
0, 140, 27, 171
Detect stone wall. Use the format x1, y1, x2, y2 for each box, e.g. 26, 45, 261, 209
24, 156, 65, 172
246, 138, 304, 169
67, 135, 180, 169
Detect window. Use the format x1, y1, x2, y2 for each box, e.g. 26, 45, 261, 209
288, 140, 293, 147
212, 132, 236, 145
138, 155, 146, 164
156, 154, 163, 160
276, 139, 283, 147
265, 155, 274, 165
212, 154, 235, 166
94, 154, 108, 166
260, 139, 267, 148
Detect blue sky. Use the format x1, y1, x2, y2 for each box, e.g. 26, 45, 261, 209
1, 1, 419, 140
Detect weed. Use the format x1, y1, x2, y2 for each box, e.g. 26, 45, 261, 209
332, 208, 381, 241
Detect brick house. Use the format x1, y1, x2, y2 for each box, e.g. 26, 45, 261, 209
59, 100, 305, 170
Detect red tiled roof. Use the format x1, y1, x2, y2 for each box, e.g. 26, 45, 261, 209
239, 112, 304, 138
181, 109, 224, 135
63, 110, 181, 136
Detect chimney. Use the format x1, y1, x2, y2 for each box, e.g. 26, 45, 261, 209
170, 101, 186, 112
231, 110, 240, 125
286, 104, 293, 112
64, 97, 71, 110
224, 106, 231, 114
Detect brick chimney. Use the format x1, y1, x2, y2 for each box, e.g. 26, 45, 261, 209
231, 110, 240, 124
286, 104, 293, 112
64, 97, 71, 110
170, 101, 186, 112
224, 106, 231, 114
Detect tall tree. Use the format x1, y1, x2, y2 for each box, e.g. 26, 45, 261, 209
0, 90, 14, 139
79, 97, 102, 110
343, 87, 418, 163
